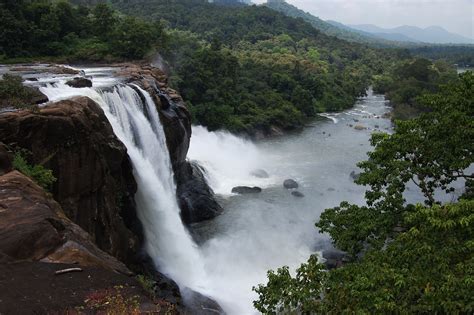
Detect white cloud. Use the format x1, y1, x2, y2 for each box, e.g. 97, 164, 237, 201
253, 0, 474, 39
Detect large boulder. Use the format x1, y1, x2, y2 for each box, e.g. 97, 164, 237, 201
0, 97, 140, 265
283, 179, 299, 189
175, 161, 223, 224
232, 186, 262, 194
66, 77, 92, 88
291, 191, 305, 198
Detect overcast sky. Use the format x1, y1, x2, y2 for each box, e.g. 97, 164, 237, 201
252, 0, 474, 39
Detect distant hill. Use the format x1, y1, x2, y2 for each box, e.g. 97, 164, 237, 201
263, 0, 395, 46
350, 24, 474, 44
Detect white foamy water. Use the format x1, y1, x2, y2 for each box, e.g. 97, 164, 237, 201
188, 126, 275, 195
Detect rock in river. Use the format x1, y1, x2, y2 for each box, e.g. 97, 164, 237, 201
66, 77, 92, 88
232, 186, 262, 194
291, 191, 305, 198
283, 179, 298, 189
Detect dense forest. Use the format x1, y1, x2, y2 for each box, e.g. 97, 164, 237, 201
373, 58, 458, 119
107, 0, 403, 134
0, 0, 165, 61
254, 71, 474, 314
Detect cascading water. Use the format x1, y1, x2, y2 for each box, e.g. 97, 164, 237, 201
40, 81, 207, 291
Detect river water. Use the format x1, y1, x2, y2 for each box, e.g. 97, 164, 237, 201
187, 90, 394, 313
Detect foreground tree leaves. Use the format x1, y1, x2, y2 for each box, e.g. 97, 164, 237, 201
318, 72, 473, 257
254, 73, 474, 313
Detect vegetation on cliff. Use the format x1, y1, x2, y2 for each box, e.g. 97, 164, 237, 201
12, 150, 56, 190
0, 74, 43, 109
253, 72, 474, 313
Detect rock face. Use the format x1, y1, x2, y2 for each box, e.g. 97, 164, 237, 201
66, 77, 92, 88
0, 170, 178, 314
0, 97, 140, 265
0, 170, 129, 274
232, 186, 262, 194
176, 161, 223, 224
283, 179, 299, 189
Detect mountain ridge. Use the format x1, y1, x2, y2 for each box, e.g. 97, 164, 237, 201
350, 24, 473, 44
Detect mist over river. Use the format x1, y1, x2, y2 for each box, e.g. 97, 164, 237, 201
187, 90, 394, 314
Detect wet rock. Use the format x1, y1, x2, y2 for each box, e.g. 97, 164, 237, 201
232, 186, 262, 194
176, 161, 223, 224
374, 124, 380, 129
291, 191, 305, 198
251, 169, 269, 178
66, 77, 92, 88
181, 287, 225, 315
327, 188, 336, 192
354, 125, 366, 131
30, 87, 49, 104
283, 179, 299, 189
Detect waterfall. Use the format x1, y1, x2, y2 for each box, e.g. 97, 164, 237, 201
40, 83, 207, 290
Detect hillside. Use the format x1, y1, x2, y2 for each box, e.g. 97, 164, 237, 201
110, 0, 397, 134
263, 0, 399, 46
351, 24, 474, 44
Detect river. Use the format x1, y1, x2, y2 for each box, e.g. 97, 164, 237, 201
186, 90, 394, 313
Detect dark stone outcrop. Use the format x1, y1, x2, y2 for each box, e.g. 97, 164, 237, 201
283, 179, 299, 189
176, 161, 223, 224
181, 288, 225, 314
0, 97, 140, 265
66, 77, 92, 88
291, 191, 305, 198
232, 186, 262, 194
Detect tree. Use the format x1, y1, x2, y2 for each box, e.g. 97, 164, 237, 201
253, 73, 474, 313
318, 72, 473, 256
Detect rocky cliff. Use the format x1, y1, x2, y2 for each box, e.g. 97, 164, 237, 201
0, 96, 140, 265
0, 64, 224, 313
0, 148, 177, 314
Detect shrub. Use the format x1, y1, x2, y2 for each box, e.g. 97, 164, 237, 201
0, 74, 39, 109
12, 151, 56, 190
